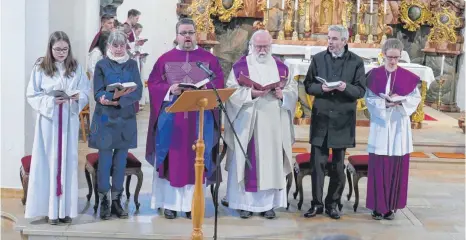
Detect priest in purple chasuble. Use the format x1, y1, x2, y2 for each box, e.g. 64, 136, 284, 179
223, 30, 297, 219
365, 38, 421, 220
145, 18, 224, 219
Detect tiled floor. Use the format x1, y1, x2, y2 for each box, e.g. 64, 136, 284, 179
2, 106, 465, 240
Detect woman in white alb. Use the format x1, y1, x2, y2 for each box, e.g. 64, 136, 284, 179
87, 31, 110, 120
25, 31, 90, 224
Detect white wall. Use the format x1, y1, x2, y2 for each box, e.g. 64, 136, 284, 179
117, 0, 179, 80
1, 0, 27, 189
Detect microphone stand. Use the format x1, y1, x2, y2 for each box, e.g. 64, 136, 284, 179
204, 72, 251, 240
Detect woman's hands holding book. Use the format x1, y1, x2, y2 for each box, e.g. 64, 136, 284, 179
100, 95, 119, 106
113, 87, 135, 99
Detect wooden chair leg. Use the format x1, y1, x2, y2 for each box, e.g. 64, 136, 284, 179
79, 113, 86, 142
20, 168, 27, 205
125, 175, 132, 200
353, 172, 361, 212
297, 172, 305, 210
346, 167, 353, 201
286, 173, 292, 210
134, 170, 143, 210
90, 170, 99, 214
292, 169, 299, 199
85, 168, 93, 201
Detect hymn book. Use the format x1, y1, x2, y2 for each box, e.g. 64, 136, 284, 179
178, 78, 210, 90
315, 76, 342, 88
49, 90, 80, 99
106, 82, 137, 92
237, 73, 286, 91
379, 93, 407, 103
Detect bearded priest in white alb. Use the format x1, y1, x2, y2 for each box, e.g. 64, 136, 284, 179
223, 30, 298, 219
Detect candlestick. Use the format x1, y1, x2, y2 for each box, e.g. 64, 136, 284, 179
440, 54, 445, 75
383, 0, 387, 15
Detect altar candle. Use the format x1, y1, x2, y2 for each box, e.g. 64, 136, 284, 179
440, 55, 445, 75
267, 0, 270, 8
384, 0, 387, 15
282, 0, 285, 9
294, 0, 298, 10
357, 0, 360, 13
370, 0, 373, 13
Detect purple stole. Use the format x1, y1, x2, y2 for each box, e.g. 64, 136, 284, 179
367, 66, 420, 96
232, 56, 289, 192
56, 104, 63, 196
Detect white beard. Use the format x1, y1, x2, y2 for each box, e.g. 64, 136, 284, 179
253, 52, 272, 64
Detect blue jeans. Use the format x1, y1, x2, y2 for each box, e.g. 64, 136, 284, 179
97, 149, 128, 194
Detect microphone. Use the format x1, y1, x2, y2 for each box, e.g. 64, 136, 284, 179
196, 61, 215, 77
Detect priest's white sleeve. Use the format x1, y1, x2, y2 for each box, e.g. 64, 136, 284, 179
365, 89, 387, 125
26, 65, 56, 119
281, 77, 298, 112
224, 71, 258, 120
399, 87, 421, 116
71, 65, 90, 115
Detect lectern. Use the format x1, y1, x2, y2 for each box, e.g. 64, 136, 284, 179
166, 88, 235, 240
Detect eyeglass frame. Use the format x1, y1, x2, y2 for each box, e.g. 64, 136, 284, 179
177, 31, 196, 37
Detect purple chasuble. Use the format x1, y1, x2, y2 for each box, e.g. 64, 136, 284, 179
231, 55, 289, 192
145, 47, 224, 188
367, 66, 420, 96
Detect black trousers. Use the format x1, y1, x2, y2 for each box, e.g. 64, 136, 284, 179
310, 143, 346, 210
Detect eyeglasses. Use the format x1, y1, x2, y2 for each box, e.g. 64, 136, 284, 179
253, 45, 270, 51
178, 31, 196, 37
386, 56, 401, 60
52, 48, 69, 53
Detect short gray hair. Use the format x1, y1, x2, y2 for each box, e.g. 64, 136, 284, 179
382, 38, 404, 53
328, 25, 349, 41
249, 30, 272, 45
107, 30, 127, 46
176, 18, 196, 34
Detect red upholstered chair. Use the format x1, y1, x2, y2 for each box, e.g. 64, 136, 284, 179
345, 155, 369, 212
292, 153, 343, 211
85, 152, 143, 213
20, 155, 32, 205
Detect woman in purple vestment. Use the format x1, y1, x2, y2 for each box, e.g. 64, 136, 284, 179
364, 38, 421, 220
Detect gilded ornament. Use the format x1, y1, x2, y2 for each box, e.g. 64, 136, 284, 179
427, 7, 462, 43
211, 0, 244, 22
189, 0, 215, 33
399, 0, 432, 31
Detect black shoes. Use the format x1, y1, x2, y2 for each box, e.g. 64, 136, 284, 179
59, 216, 72, 223
260, 210, 276, 219
371, 210, 395, 220
99, 192, 111, 220
239, 210, 253, 219
303, 206, 324, 218
383, 211, 395, 220
164, 209, 177, 219
325, 208, 341, 219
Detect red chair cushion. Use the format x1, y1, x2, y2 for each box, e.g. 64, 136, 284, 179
348, 155, 369, 171
86, 152, 142, 168
21, 155, 32, 173
295, 153, 333, 165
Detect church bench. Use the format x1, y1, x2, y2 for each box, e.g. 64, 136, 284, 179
293, 153, 343, 211
85, 152, 143, 213
345, 155, 369, 212
20, 155, 32, 205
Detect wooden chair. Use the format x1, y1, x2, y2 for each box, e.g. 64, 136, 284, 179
292, 153, 343, 211
84, 152, 143, 213
79, 105, 90, 142
20, 155, 32, 205
345, 155, 369, 212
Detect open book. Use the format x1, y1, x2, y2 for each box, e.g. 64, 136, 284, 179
237, 73, 286, 91
106, 82, 137, 92
379, 93, 407, 103
49, 90, 80, 99
315, 76, 342, 88
178, 78, 210, 90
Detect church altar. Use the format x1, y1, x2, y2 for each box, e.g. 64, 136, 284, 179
285, 58, 435, 128
272, 44, 411, 63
